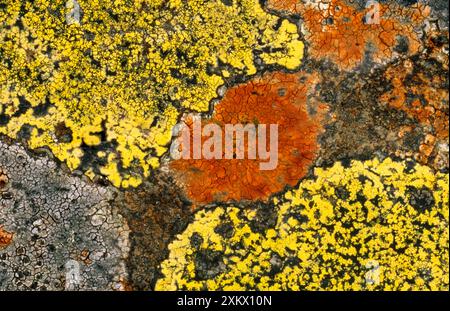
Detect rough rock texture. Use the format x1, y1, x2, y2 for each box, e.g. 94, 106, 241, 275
115, 175, 193, 291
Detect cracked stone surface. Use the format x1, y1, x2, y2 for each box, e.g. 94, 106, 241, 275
0, 140, 129, 290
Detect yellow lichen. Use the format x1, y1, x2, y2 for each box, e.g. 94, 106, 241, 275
156, 158, 449, 291
0, 0, 304, 187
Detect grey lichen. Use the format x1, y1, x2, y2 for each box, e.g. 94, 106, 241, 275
0, 141, 130, 290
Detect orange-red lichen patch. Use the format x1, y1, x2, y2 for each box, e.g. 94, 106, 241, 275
380, 34, 449, 166
381, 61, 448, 140
267, 0, 430, 70
0, 226, 13, 249
267, 0, 300, 13
170, 72, 327, 205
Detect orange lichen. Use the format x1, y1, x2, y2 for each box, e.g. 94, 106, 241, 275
119, 277, 134, 292
0, 226, 13, 249
170, 71, 327, 205
381, 61, 448, 140
267, 0, 300, 12
380, 36, 449, 165
78, 249, 93, 266
267, 0, 430, 70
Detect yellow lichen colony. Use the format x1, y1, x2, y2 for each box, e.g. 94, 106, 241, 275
0, 0, 304, 187
156, 158, 449, 290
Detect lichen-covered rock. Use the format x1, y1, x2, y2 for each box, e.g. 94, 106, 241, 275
0, 0, 448, 293
267, 0, 433, 70
0, 0, 304, 188
156, 157, 449, 291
